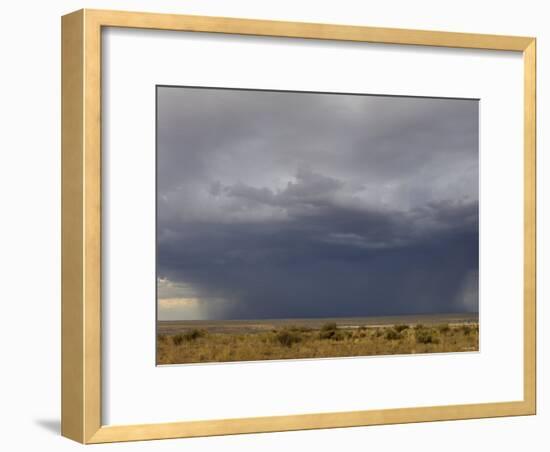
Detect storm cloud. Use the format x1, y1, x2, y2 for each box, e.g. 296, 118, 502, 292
156, 86, 478, 320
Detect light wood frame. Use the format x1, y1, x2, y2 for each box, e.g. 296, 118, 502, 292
61, 9, 536, 444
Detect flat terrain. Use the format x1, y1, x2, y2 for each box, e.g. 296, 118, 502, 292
157, 313, 478, 365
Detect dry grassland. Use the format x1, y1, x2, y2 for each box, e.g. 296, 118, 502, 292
157, 322, 479, 365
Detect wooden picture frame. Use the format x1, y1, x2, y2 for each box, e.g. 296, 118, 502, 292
61, 9, 536, 444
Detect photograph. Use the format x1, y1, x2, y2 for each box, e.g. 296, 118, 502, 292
52, 6, 536, 446
155, 86, 479, 364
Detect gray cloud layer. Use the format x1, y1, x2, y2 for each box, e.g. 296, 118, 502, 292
157, 87, 478, 320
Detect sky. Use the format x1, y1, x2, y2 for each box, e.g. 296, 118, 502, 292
156, 86, 479, 321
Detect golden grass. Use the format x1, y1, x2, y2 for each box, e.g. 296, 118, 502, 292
156, 323, 479, 365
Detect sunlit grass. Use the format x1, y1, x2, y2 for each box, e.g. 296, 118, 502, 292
156, 322, 479, 365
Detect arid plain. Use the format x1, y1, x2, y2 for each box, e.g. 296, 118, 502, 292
157, 313, 479, 365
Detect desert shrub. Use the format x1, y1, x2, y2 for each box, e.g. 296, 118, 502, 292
437, 323, 450, 334
394, 324, 409, 333
157, 334, 167, 343
319, 330, 348, 341
414, 323, 425, 330
415, 328, 439, 344
321, 322, 338, 332
416, 331, 432, 344
172, 334, 185, 346
319, 322, 338, 339
275, 329, 302, 347
333, 331, 348, 341
384, 328, 403, 340
172, 329, 206, 345
342, 330, 353, 339
461, 325, 472, 336
374, 328, 384, 337
319, 329, 336, 340
185, 328, 206, 341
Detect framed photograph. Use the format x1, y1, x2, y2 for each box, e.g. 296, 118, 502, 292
61, 9, 536, 444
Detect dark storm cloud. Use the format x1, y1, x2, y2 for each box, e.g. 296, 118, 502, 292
156, 86, 478, 320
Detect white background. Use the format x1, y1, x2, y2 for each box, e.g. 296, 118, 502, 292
103, 28, 524, 425
0, 0, 548, 450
